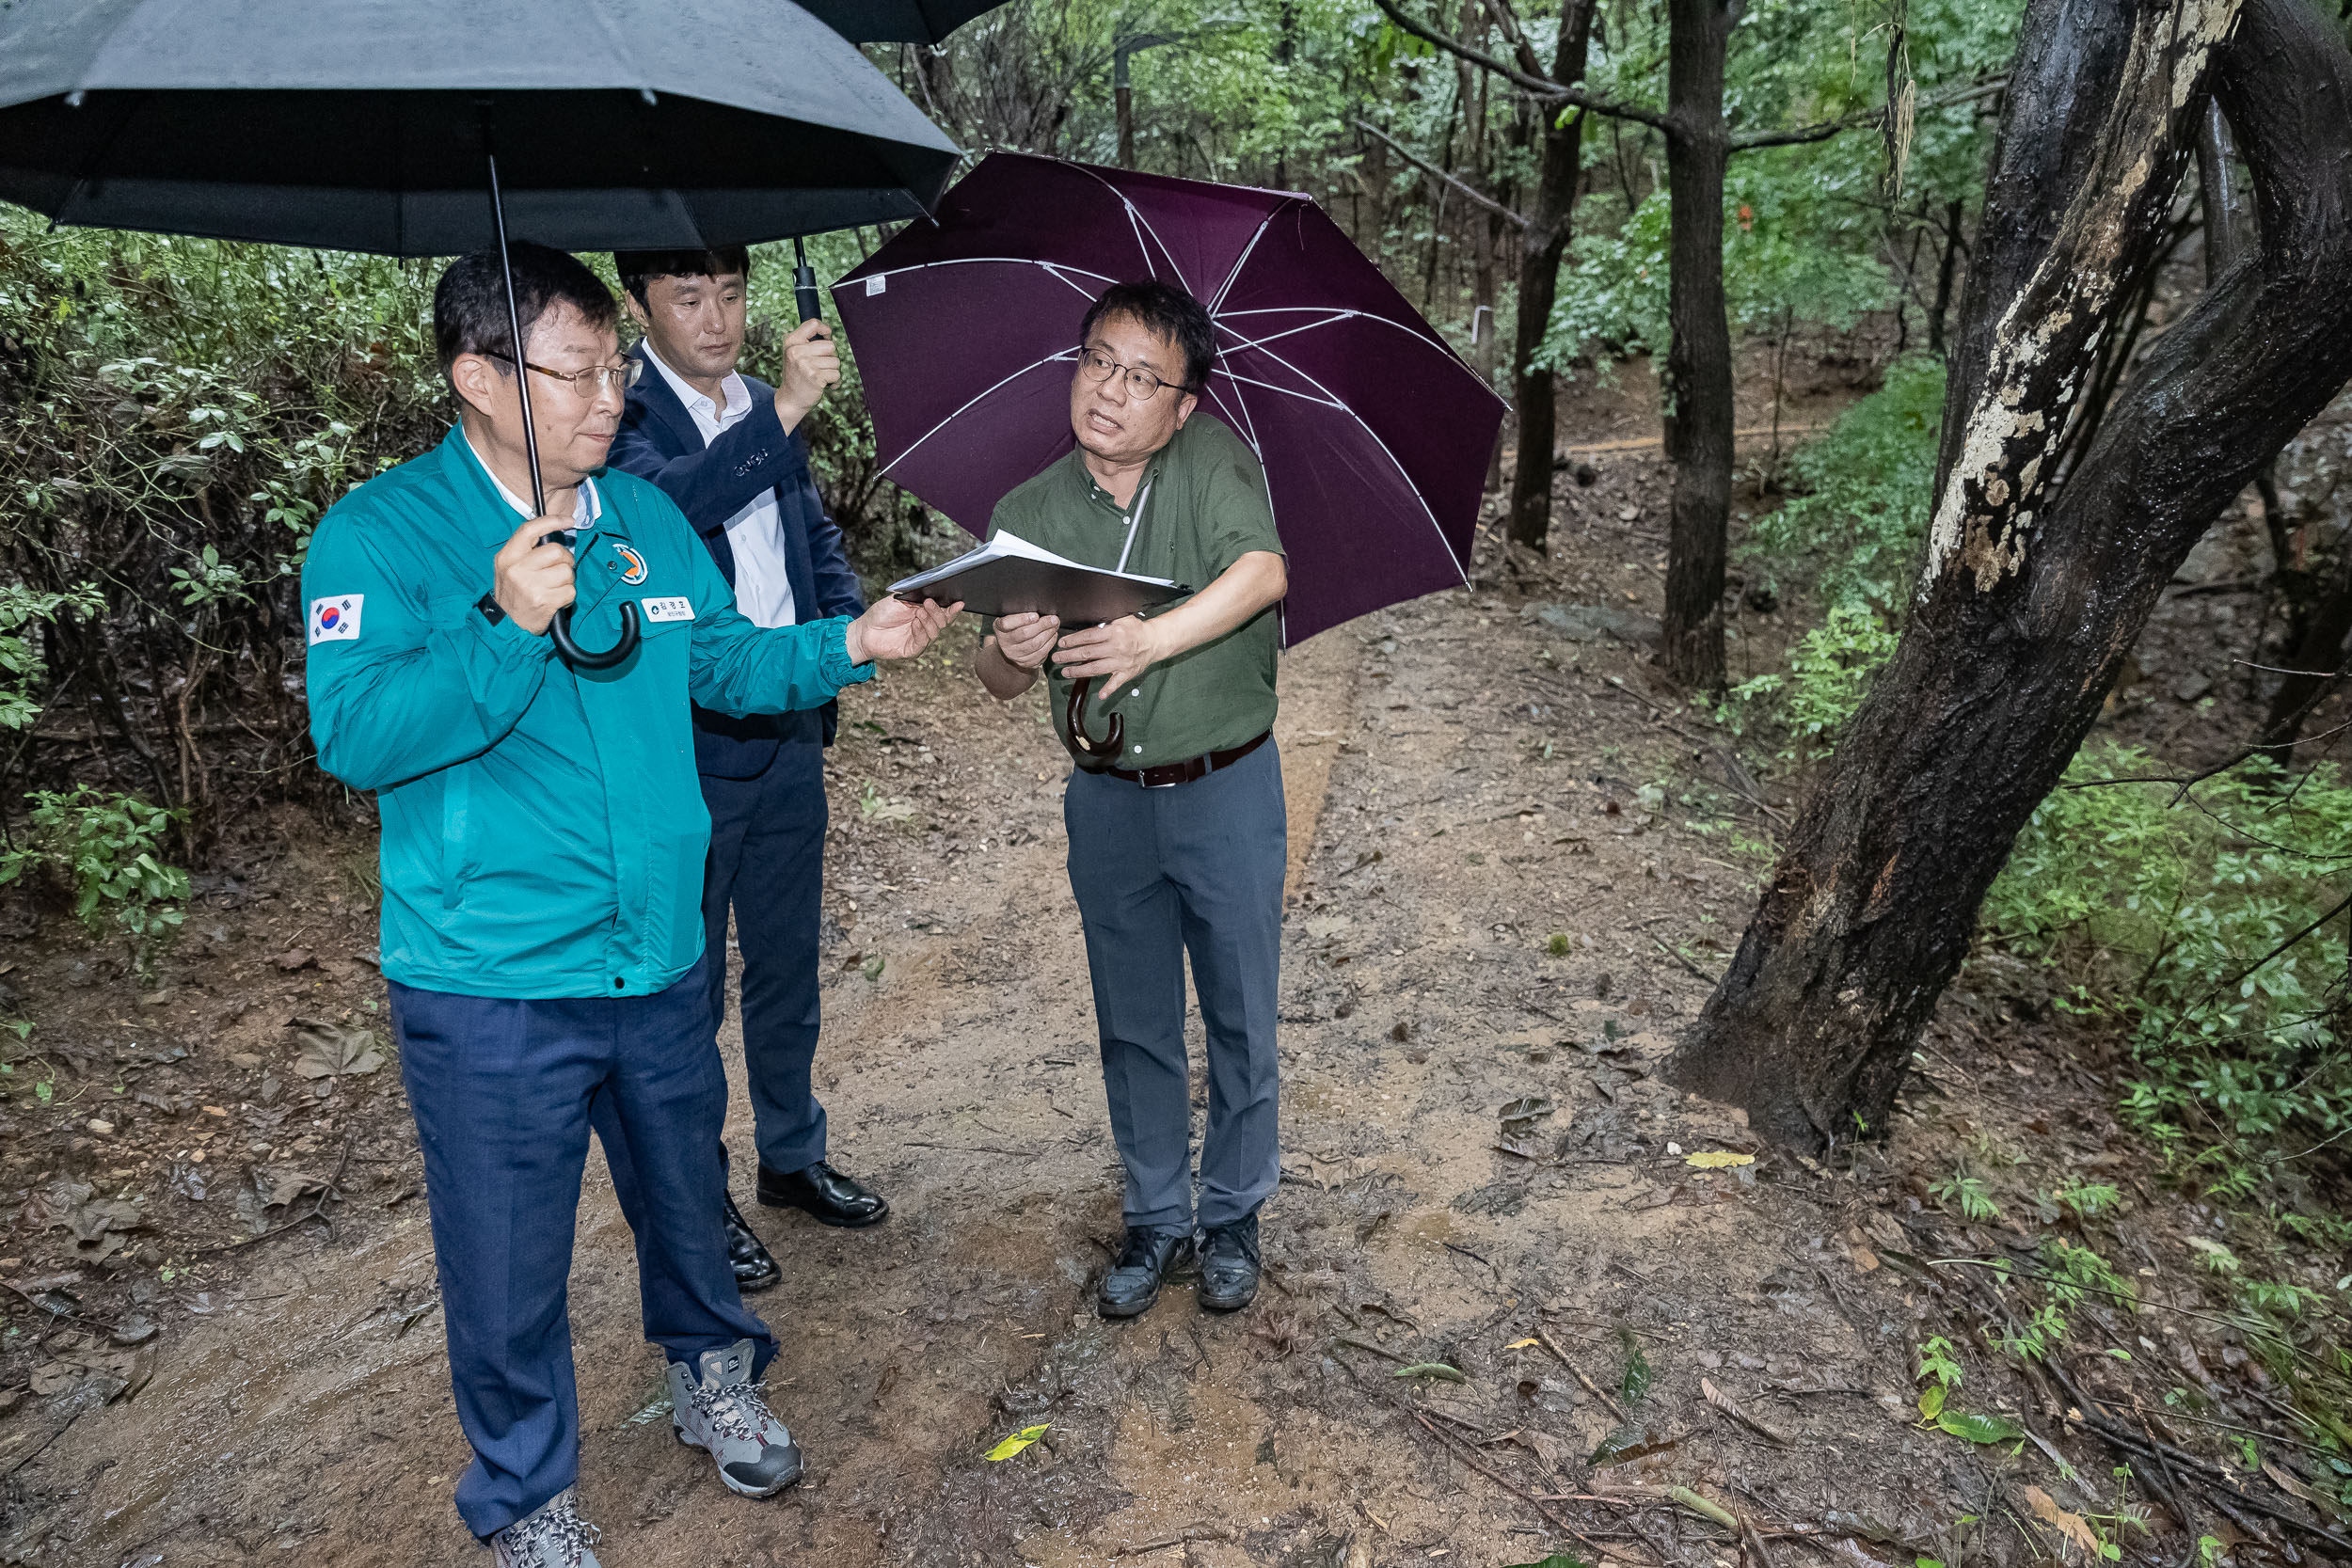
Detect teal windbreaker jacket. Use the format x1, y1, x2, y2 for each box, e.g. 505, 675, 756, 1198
302, 426, 871, 1000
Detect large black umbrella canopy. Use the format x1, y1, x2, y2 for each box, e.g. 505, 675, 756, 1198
0, 0, 961, 254
800, 0, 1009, 43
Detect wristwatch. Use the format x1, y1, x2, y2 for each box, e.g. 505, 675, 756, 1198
476, 592, 507, 626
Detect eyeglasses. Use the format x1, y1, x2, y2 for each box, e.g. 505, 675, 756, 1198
1078, 346, 1193, 402
489, 352, 644, 397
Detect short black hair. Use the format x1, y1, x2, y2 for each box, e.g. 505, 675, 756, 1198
1079, 279, 1216, 392
434, 243, 617, 383
613, 246, 754, 307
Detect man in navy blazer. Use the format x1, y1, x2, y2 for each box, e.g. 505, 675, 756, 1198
610, 246, 889, 1293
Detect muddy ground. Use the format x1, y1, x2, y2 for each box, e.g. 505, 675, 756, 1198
4, 356, 2348, 1568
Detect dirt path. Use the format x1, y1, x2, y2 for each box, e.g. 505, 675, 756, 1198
7, 538, 2181, 1568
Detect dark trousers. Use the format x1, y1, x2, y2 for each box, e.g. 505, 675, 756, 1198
699, 737, 830, 1176
390, 953, 774, 1540
1063, 738, 1286, 1231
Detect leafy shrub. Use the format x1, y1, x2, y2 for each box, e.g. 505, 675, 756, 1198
0, 583, 103, 732
1984, 744, 2352, 1160
0, 785, 189, 971
1720, 601, 1899, 759
1746, 356, 1947, 609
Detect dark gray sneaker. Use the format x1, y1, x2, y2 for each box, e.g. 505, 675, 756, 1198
1198, 1214, 1261, 1312
668, 1338, 803, 1497
490, 1486, 602, 1568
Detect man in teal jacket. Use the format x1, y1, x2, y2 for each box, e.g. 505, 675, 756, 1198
304, 243, 954, 1568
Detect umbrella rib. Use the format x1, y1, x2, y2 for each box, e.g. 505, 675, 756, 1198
1197, 373, 1281, 562
1227, 337, 1471, 587
1207, 205, 1288, 314
858, 256, 1122, 294
1209, 368, 1344, 410
1201, 375, 1268, 459
877, 349, 1079, 478
1063, 163, 1186, 291
1217, 306, 1476, 366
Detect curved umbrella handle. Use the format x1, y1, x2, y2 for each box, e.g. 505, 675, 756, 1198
1062, 674, 1124, 768
550, 601, 642, 671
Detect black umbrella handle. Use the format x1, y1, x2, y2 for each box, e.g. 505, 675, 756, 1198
549, 601, 642, 670
1062, 675, 1124, 769
794, 236, 822, 325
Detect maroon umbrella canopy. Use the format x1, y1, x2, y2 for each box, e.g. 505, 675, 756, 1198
833, 153, 1506, 644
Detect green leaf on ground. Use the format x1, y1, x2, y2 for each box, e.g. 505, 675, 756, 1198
1934, 1409, 2024, 1444
983, 1423, 1048, 1461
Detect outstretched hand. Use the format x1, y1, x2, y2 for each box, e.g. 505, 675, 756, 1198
846, 595, 960, 664
1052, 614, 1164, 694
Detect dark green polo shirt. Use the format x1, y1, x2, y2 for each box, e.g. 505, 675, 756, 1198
987, 413, 1285, 769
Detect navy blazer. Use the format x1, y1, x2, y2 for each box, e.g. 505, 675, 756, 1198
610, 346, 866, 779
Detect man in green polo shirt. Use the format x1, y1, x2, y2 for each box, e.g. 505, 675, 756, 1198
974, 279, 1288, 1318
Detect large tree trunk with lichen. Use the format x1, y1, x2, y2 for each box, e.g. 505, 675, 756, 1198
1505, 0, 1595, 551
1660, 0, 1736, 689
1666, 0, 2352, 1150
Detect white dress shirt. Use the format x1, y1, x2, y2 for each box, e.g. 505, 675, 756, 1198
465, 429, 601, 539
643, 347, 799, 629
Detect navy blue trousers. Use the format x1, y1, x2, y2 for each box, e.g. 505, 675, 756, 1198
699, 737, 830, 1175
1063, 739, 1286, 1231
390, 953, 775, 1540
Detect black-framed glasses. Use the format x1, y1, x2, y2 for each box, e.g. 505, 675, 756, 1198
1078, 345, 1193, 401
489, 352, 643, 397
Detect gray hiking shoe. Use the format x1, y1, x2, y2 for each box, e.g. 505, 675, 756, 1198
490, 1486, 601, 1568
668, 1338, 803, 1497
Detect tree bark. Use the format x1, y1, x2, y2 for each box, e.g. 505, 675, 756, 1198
1666, 0, 2352, 1150
1504, 0, 1595, 551
1660, 0, 1736, 689
1928, 197, 1963, 356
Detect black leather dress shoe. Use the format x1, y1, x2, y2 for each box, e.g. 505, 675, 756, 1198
756, 1160, 890, 1228
722, 1191, 781, 1292
1198, 1214, 1261, 1312
1097, 1226, 1195, 1319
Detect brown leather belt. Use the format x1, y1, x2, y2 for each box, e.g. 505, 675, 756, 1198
1101, 729, 1271, 788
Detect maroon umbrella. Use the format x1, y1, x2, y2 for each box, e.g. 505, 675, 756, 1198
831, 152, 1506, 643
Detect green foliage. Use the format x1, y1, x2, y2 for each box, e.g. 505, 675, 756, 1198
1722, 602, 1900, 758
0, 582, 102, 732
1984, 746, 2352, 1165
1931, 1166, 2000, 1222
0, 786, 189, 964
1617, 1328, 1655, 1405
2053, 1179, 2124, 1222
1747, 358, 1947, 610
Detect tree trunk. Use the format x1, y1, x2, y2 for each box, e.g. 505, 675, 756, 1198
1504, 0, 1596, 552
1666, 0, 2352, 1150
1660, 0, 1736, 689
1928, 197, 1963, 356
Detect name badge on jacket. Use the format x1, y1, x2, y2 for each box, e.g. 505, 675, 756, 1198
643, 596, 693, 623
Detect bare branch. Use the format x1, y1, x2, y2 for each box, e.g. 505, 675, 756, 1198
1476, 0, 1549, 80
1729, 76, 2008, 152
1354, 118, 1531, 229
1371, 0, 1673, 133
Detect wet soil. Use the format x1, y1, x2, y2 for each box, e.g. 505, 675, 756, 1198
4, 361, 2345, 1568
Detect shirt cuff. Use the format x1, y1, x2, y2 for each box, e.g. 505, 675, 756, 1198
819, 615, 877, 688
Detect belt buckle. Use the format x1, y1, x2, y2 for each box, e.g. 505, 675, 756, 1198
1140, 767, 1183, 789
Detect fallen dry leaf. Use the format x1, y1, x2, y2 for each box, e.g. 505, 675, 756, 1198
1684, 1150, 1754, 1169
2022, 1484, 2102, 1559
288, 1018, 385, 1079
273, 948, 316, 972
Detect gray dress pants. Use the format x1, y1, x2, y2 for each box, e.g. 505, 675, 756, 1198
1063, 738, 1285, 1230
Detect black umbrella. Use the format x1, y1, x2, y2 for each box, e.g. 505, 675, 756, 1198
801, 0, 1010, 43
0, 0, 959, 665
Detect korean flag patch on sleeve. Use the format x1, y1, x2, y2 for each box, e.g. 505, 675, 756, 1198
308, 595, 363, 644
